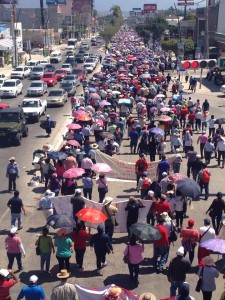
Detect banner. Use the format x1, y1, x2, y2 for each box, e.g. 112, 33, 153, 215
95, 150, 176, 181
52, 197, 152, 233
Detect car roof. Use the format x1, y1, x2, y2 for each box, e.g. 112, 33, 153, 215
30, 80, 44, 83
23, 98, 41, 101
49, 88, 64, 92
4, 79, 18, 82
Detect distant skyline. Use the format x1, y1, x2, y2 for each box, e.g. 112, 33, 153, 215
15, 0, 200, 11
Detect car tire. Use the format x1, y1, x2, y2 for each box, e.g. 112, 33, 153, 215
15, 133, 22, 146
15, 92, 17, 98
22, 126, 28, 137
36, 114, 40, 122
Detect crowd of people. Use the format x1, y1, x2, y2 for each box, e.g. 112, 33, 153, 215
2, 27, 225, 300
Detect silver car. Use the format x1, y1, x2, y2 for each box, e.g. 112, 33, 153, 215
46, 89, 68, 107
62, 74, 80, 88
27, 81, 48, 96
30, 65, 45, 80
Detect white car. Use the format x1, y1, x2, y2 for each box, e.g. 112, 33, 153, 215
220, 85, 225, 94
0, 79, 23, 98
0, 78, 5, 88
61, 63, 72, 74
85, 58, 97, 69
21, 98, 47, 122
10, 66, 30, 79
83, 63, 94, 73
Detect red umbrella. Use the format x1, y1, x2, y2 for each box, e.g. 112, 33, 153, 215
63, 168, 85, 178
67, 140, 81, 147
0, 103, 9, 109
72, 110, 87, 118
91, 163, 112, 173
76, 207, 107, 223
75, 114, 92, 122
66, 123, 82, 130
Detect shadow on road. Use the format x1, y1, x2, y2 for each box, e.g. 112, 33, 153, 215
104, 273, 138, 290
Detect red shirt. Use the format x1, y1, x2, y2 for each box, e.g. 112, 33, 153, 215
135, 158, 148, 175
0, 279, 16, 300
180, 108, 188, 117
154, 201, 171, 216
154, 225, 169, 247
188, 113, 195, 121
71, 230, 90, 249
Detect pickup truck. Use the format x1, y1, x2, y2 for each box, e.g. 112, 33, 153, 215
21, 98, 47, 122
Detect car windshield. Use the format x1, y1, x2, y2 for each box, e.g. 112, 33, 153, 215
55, 70, 64, 74
22, 101, 38, 107
30, 82, 42, 87
43, 74, 53, 78
73, 69, 82, 74
64, 76, 74, 80
14, 67, 23, 71
62, 65, 70, 68
0, 113, 19, 122
48, 90, 63, 96
84, 64, 92, 67
86, 59, 94, 63
3, 82, 15, 87
61, 82, 73, 88
33, 67, 43, 72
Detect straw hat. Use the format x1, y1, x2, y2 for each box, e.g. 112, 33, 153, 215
203, 256, 215, 266
139, 292, 157, 300
103, 197, 113, 206
57, 269, 70, 279
108, 287, 122, 297
9, 157, 15, 161
91, 143, 99, 149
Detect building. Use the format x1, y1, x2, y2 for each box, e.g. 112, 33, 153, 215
127, 8, 143, 26
215, 0, 225, 57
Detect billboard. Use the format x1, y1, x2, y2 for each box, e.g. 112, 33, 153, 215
177, 1, 194, 5
0, 0, 17, 3
143, 3, 157, 13
0, 24, 10, 39
46, 0, 66, 5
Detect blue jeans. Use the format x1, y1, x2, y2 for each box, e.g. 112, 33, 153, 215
153, 245, 169, 269
40, 252, 51, 272
11, 213, 22, 228
170, 281, 184, 297
7, 252, 22, 270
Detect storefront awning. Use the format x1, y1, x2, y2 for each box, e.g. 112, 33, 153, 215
0, 39, 13, 51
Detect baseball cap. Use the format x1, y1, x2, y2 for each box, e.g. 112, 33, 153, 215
0, 269, 9, 277
29, 275, 38, 283
188, 219, 195, 226
10, 227, 18, 234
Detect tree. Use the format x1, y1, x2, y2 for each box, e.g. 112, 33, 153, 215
161, 38, 195, 56
147, 16, 168, 46
136, 25, 151, 45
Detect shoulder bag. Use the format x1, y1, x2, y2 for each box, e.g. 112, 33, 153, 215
105, 205, 119, 227
199, 227, 210, 243
123, 245, 130, 264
195, 267, 204, 292
100, 178, 108, 193
36, 236, 41, 256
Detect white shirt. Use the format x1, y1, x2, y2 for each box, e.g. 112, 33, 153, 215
199, 225, 215, 246
216, 140, 225, 151
88, 149, 97, 160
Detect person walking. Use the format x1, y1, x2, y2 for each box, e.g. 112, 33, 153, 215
96, 174, 109, 203
17, 275, 46, 300
50, 269, 78, 300
71, 223, 90, 272
123, 235, 144, 285
198, 218, 216, 264
174, 282, 195, 300
54, 228, 73, 272
102, 197, 118, 240
157, 155, 170, 183
204, 138, 215, 165
38, 190, 55, 226
180, 219, 199, 264
82, 172, 93, 200
125, 197, 145, 237
206, 192, 225, 235
197, 256, 219, 300
35, 227, 55, 274
45, 115, 52, 137
48, 173, 61, 196
135, 153, 149, 187
197, 131, 208, 159
216, 136, 225, 168
7, 190, 26, 230
0, 268, 18, 300
6, 157, 20, 193
90, 224, 113, 276
167, 246, 191, 297
5, 227, 25, 271
197, 163, 211, 200
70, 189, 86, 225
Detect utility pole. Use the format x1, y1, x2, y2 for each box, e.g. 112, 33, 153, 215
205, 0, 209, 58
11, 2, 17, 67
40, 0, 45, 29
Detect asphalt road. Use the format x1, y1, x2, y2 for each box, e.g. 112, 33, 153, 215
0, 42, 103, 213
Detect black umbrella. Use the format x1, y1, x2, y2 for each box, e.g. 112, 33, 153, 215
47, 214, 76, 229
176, 178, 201, 199
215, 118, 225, 124
129, 223, 162, 241
99, 132, 115, 139
47, 151, 68, 160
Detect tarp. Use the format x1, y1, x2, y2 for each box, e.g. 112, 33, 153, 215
0, 39, 13, 50
95, 150, 176, 182
75, 284, 138, 300
52, 197, 152, 233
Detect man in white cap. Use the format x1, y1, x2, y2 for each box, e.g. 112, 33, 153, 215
17, 275, 46, 300
0, 269, 18, 299
167, 246, 191, 297
39, 190, 55, 226
159, 172, 171, 194
102, 197, 118, 240
6, 157, 20, 193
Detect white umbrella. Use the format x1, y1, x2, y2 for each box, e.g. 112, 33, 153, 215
155, 94, 166, 98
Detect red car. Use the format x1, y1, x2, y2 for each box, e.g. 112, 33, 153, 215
55, 69, 67, 81
72, 67, 86, 82
41, 72, 57, 87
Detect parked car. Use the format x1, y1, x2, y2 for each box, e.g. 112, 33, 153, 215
26, 80, 48, 96
46, 89, 68, 107
64, 57, 77, 67
72, 67, 86, 82
83, 53, 90, 60
10, 66, 30, 79
41, 72, 57, 87
29, 65, 45, 80
26, 59, 40, 67
54, 69, 67, 81
21, 98, 47, 122
75, 54, 85, 63
0, 79, 23, 98
61, 63, 72, 74
60, 81, 76, 96
62, 74, 80, 88
39, 58, 50, 66
96, 36, 102, 43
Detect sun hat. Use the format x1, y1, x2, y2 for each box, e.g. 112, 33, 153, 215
108, 286, 122, 297
161, 212, 171, 222
203, 256, 215, 266
103, 197, 113, 206
57, 228, 67, 236
0, 269, 9, 278
91, 143, 99, 149
9, 157, 15, 161
176, 246, 185, 256
57, 269, 70, 279
10, 227, 18, 234
29, 275, 38, 283
45, 189, 54, 197
139, 292, 157, 300
52, 173, 57, 178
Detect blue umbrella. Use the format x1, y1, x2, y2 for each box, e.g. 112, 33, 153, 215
150, 127, 164, 135
89, 87, 97, 93
47, 214, 76, 229
47, 151, 68, 160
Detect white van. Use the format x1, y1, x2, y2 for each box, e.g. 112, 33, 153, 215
26, 60, 40, 67
50, 50, 62, 63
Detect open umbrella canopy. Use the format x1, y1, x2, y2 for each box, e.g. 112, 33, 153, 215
155, 94, 166, 98
90, 93, 101, 99
201, 238, 225, 253
160, 107, 171, 113
215, 118, 225, 125
89, 87, 97, 93
47, 151, 68, 160
76, 207, 107, 223
139, 73, 150, 79
91, 163, 112, 173
72, 110, 87, 118
99, 100, 111, 106
149, 127, 164, 135
63, 167, 85, 178
47, 214, 76, 229
157, 115, 172, 122
168, 173, 188, 184
67, 140, 81, 147
75, 114, 92, 122
176, 178, 201, 199
99, 131, 115, 140
0, 103, 9, 109
66, 123, 82, 130
129, 223, 162, 241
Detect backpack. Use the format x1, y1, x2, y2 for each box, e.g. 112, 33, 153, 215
169, 221, 178, 243
202, 169, 210, 183
137, 161, 145, 172
142, 178, 151, 190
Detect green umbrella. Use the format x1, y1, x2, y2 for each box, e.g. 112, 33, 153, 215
129, 223, 162, 241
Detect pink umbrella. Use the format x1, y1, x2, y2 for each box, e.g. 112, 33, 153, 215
168, 173, 187, 184
160, 107, 171, 113
67, 140, 81, 147
72, 110, 87, 118
66, 124, 82, 130
90, 93, 101, 99
63, 168, 85, 178
99, 100, 111, 106
91, 163, 112, 173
